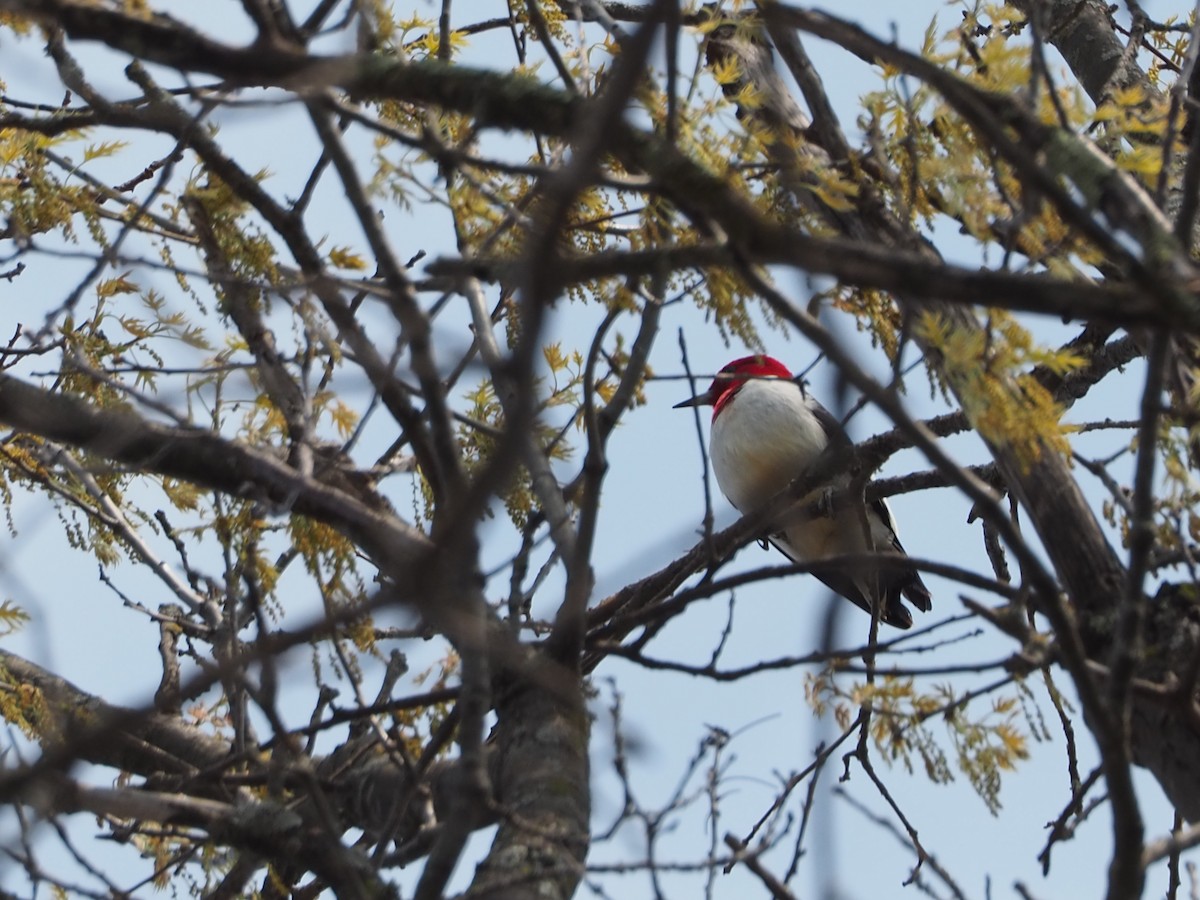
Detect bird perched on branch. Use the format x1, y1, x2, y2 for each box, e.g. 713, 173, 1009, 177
675, 355, 932, 628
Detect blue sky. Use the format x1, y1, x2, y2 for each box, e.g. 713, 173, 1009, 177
0, 2, 1185, 898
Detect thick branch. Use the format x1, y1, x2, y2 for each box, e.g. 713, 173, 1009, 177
0, 373, 431, 574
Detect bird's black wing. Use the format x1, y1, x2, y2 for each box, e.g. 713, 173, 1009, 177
765, 533, 915, 629
779, 377, 930, 628
794, 382, 854, 452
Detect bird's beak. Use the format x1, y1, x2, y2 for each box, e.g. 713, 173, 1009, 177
673, 390, 714, 409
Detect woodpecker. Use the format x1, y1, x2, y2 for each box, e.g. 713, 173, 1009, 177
675, 355, 932, 628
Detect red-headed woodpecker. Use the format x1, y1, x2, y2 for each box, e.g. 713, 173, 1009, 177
675, 355, 932, 628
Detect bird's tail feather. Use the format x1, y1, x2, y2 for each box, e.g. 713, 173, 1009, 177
771, 537, 932, 630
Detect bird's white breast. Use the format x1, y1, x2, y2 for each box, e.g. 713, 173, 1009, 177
710, 379, 829, 512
